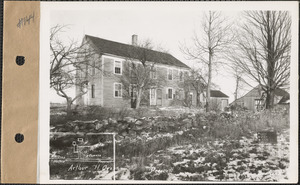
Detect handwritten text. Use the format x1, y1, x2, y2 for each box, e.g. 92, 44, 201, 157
17, 12, 35, 28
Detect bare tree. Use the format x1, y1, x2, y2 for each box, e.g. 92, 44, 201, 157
50, 25, 98, 115
120, 61, 157, 109
230, 65, 246, 105
184, 69, 207, 107
181, 11, 233, 112
119, 40, 166, 109
231, 11, 291, 109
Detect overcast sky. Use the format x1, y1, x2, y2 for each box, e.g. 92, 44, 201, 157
48, 2, 291, 103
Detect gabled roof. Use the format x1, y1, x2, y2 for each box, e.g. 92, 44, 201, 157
85, 35, 190, 69
274, 88, 289, 97
229, 85, 289, 105
210, 90, 229, 98
278, 94, 290, 104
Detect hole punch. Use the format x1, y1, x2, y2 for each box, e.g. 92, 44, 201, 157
15, 133, 24, 143
16, 56, 25, 66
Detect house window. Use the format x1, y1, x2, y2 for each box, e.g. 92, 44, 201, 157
175, 89, 182, 100
114, 83, 122, 98
168, 69, 173, 80
177, 89, 184, 100
179, 71, 183, 81
114, 60, 122, 74
189, 92, 193, 104
91, 85, 95, 98
150, 88, 156, 98
92, 60, 96, 75
255, 99, 262, 111
173, 69, 178, 80
85, 64, 88, 78
150, 67, 157, 79
129, 84, 137, 98
168, 88, 173, 99
184, 71, 189, 78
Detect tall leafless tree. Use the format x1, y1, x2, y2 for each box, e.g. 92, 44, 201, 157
184, 69, 207, 107
225, 64, 246, 105
50, 25, 98, 115
231, 11, 291, 109
119, 40, 166, 109
181, 11, 233, 112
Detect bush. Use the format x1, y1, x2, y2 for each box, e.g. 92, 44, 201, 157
135, 107, 150, 118
170, 99, 184, 107
193, 106, 289, 140
255, 108, 289, 132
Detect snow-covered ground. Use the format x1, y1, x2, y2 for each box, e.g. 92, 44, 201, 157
124, 130, 289, 181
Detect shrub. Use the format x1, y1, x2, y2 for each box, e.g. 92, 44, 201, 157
135, 107, 150, 118
50, 114, 69, 127
255, 108, 289, 132
170, 99, 184, 107
193, 106, 289, 141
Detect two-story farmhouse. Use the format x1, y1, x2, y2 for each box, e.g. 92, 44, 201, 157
76, 35, 194, 108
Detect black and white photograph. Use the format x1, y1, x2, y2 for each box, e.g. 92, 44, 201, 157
39, 1, 298, 183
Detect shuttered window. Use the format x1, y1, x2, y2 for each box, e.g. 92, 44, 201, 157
91, 85, 95, 98
168, 88, 173, 99
179, 71, 183, 81
150, 67, 157, 79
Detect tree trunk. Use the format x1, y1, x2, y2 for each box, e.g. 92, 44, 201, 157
270, 90, 275, 108
66, 98, 73, 116
196, 92, 201, 107
265, 11, 276, 110
265, 89, 275, 109
206, 52, 212, 112
135, 88, 143, 109
234, 75, 239, 106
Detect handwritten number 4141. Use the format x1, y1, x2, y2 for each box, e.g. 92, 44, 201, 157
17, 12, 35, 28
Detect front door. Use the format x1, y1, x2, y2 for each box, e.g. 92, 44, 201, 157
156, 89, 162, 106
150, 89, 156, 106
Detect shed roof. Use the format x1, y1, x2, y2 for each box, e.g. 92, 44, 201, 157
274, 88, 289, 97
210, 90, 229, 98
85, 35, 190, 69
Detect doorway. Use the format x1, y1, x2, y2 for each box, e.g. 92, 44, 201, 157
156, 89, 162, 106
150, 88, 156, 106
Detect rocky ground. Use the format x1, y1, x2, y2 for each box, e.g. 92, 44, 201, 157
50, 107, 290, 181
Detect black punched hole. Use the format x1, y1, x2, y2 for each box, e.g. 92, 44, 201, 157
16, 56, 25, 66
15, 133, 24, 143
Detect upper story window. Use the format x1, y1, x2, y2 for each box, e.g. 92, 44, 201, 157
168, 68, 173, 80
114, 83, 122, 98
184, 71, 189, 78
179, 71, 183, 81
173, 69, 178, 80
85, 64, 88, 78
92, 60, 96, 75
150, 67, 157, 79
114, 60, 122, 74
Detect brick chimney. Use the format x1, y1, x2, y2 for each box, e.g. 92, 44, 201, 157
132, 34, 138, 46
